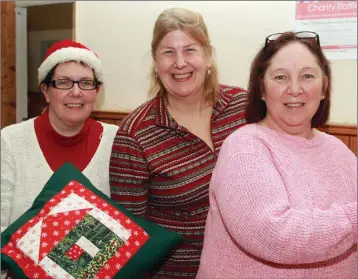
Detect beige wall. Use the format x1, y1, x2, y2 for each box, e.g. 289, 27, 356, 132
27, 3, 73, 91
76, 1, 357, 124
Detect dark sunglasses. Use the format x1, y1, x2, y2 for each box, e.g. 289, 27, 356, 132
265, 31, 320, 49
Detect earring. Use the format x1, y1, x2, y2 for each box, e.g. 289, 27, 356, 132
154, 69, 158, 78
207, 68, 212, 75
321, 95, 325, 100
261, 96, 265, 101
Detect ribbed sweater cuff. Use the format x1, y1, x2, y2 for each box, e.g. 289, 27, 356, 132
342, 203, 357, 242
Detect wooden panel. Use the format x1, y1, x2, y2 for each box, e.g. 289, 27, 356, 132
1, 1, 16, 128
333, 135, 350, 148
318, 124, 357, 136
318, 123, 357, 154
90, 110, 129, 126
349, 136, 357, 155
91, 111, 358, 154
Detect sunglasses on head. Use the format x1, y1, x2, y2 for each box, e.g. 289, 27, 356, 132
264, 31, 320, 49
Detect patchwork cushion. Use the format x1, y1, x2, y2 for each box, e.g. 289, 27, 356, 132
1, 163, 183, 279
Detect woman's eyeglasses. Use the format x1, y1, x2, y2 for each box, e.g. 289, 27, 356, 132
50, 79, 100, 90
265, 31, 320, 49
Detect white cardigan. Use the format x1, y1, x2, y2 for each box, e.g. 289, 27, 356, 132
1, 118, 118, 233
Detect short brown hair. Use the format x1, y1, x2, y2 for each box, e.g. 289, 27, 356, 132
149, 7, 220, 104
246, 31, 331, 128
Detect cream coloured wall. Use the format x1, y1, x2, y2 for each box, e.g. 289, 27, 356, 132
76, 1, 357, 124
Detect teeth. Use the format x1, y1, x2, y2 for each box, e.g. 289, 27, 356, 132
173, 73, 191, 79
285, 103, 304, 108
65, 104, 83, 108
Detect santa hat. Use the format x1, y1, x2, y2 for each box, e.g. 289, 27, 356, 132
38, 39, 103, 84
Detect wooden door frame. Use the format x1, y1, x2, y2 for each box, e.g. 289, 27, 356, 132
1, 1, 17, 128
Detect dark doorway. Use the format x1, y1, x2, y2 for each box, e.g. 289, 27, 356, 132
27, 3, 73, 118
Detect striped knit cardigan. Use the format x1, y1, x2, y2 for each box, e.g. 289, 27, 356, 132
109, 85, 248, 278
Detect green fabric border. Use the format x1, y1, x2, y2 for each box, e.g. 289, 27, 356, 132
1, 162, 183, 279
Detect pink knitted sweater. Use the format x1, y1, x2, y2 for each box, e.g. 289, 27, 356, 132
197, 124, 357, 279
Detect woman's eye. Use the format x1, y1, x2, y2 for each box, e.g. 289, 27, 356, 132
303, 74, 314, 79
274, 75, 286, 80
58, 80, 70, 85
186, 48, 195, 52
163, 50, 173, 55
82, 80, 94, 86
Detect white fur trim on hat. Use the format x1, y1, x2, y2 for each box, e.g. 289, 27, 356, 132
38, 47, 103, 84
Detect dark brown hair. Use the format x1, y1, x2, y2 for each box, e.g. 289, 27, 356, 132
246, 31, 331, 128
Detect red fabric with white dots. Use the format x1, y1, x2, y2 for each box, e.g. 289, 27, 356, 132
2, 181, 150, 279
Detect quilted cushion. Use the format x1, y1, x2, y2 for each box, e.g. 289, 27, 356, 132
1, 163, 183, 279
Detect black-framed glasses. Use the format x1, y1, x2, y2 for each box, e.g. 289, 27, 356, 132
50, 79, 100, 90
265, 31, 320, 49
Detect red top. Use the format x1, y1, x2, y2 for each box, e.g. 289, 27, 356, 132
34, 109, 103, 172
109, 85, 248, 278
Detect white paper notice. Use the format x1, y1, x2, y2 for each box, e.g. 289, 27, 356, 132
293, 1, 357, 60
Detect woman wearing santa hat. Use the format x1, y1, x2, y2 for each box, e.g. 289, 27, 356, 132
0, 40, 118, 233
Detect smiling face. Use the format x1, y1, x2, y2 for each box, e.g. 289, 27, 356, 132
155, 29, 211, 101
41, 62, 99, 133
263, 42, 327, 136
